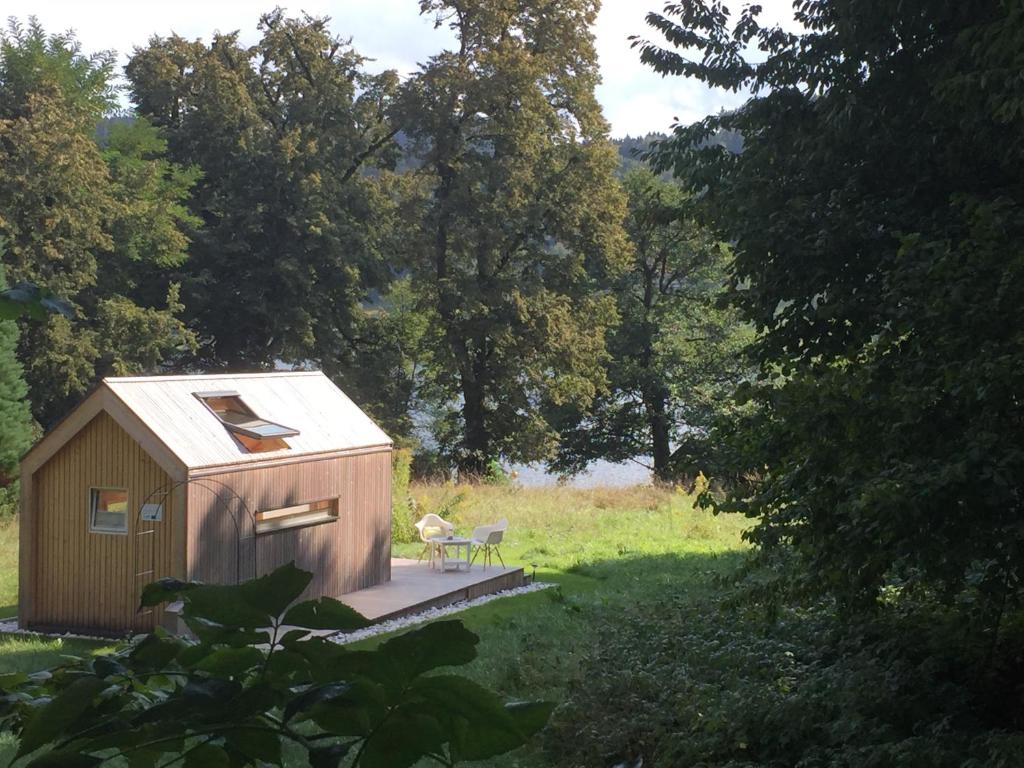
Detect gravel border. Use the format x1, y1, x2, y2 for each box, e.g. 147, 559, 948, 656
0, 581, 557, 645
328, 580, 556, 645
0, 618, 113, 643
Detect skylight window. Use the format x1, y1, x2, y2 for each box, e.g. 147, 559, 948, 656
194, 391, 298, 452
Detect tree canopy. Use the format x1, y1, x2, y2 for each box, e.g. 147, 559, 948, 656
551, 167, 751, 482
638, 0, 1024, 612
126, 10, 401, 371
396, 0, 630, 474
0, 19, 197, 426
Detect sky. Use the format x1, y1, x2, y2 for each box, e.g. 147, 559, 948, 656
4, 0, 799, 137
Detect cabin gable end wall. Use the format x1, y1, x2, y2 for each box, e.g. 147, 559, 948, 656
21, 410, 180, 634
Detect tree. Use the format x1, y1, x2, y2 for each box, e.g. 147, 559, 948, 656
125, 10, 401, 371
551, 167, 751, 482
637, 1, 1024, 614
0, 563, 553, 766
0, 19, 197, 426
0, 260, 33, 486
397, 0, 630, 475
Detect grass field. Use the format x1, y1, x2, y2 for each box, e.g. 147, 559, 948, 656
0, 484, 750, 766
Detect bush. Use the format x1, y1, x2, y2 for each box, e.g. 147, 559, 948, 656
546, 586, 1024, 767
391, 448, 416, 544
0, 482, 16, 519
0, 563, 553, 767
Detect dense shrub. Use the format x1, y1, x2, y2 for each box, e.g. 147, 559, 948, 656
0, 482, 16, 518
391, 448, 416, 544
0, 563, 552, 767
546, 587, 1024, 768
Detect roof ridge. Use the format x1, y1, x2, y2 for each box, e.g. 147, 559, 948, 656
103, 371, 324, 383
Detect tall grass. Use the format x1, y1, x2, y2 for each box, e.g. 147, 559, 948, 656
0, 519, 16, 619
398, 482, 749, 572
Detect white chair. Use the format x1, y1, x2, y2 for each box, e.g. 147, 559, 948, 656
415, 513, 454, 567
471, 517, 508, 569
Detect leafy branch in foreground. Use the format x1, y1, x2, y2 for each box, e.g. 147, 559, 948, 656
0, 562, 553, 768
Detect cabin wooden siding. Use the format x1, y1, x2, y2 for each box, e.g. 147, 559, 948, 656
185, 448, 391, 599
26, 412, 178, 633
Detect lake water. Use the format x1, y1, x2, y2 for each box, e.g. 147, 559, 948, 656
506, 458, 652, 487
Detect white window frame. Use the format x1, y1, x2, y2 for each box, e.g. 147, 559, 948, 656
89, 487, 129, 535
255, 498, 338, 534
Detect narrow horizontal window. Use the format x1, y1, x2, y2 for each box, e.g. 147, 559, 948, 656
90, 487, 128, 534
255, 498, 338, 534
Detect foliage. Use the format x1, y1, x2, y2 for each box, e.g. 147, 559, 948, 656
547, 575, 1024, 768
0, 484, 16, 519
390, 448, 417, 545
551, 167, 752, 482
0, 562, 552, 768
395, 0, 630, 474
126, 10, 401, 372
636, 0, 1024, 614
0, 19, 198, 426
0, 261, 33, 486
333, 276, 434, 443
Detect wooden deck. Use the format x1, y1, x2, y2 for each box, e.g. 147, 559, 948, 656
339, 558, 525, 622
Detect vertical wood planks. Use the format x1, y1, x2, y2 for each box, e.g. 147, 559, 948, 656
29, 412, 177, 634
188, 449, 392, 598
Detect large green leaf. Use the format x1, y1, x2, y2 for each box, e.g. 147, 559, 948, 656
356, 710, 447, 768
129, 632, 186, 669
235, 562, 313, 618
449, 700, 555, 761
262, 649, 311, 686
182, 743, 230, 768
17, 677, 107, 758
282, 597, 371, 632
80, 722, 185, 754
406, 675, 529, 761
139, 577, 198, 608
308, 681, 387, 737
283, 683, 352, 723
223, 725, 282, 765
307, 741, 355, 768
378, 621, 478, 685
182, 563, 313, 630
182, 587, 273, 630
194, 646, 264, 677
25, 752, 102, 768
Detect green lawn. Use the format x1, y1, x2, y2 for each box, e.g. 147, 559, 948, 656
0, 484, 750, 767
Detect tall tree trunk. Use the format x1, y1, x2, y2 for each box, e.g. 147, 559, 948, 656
459, 356, 491, 477
432, 160, 493, 477
645, 382, 672, 484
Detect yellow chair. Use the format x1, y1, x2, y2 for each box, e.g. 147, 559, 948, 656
414, 513, 455, 567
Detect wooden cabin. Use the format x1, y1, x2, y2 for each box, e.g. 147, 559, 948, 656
18, 372, 392, 635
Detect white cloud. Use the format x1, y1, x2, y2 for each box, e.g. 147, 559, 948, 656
4, 0, 800, 137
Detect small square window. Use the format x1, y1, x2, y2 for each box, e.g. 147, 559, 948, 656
90, 488, 128, 534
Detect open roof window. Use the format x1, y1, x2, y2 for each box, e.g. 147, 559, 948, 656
194, 391, 299, 453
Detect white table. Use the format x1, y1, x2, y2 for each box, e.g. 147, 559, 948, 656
430, 537, 473, 572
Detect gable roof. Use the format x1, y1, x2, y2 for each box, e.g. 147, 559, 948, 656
23, 371, 391, 476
